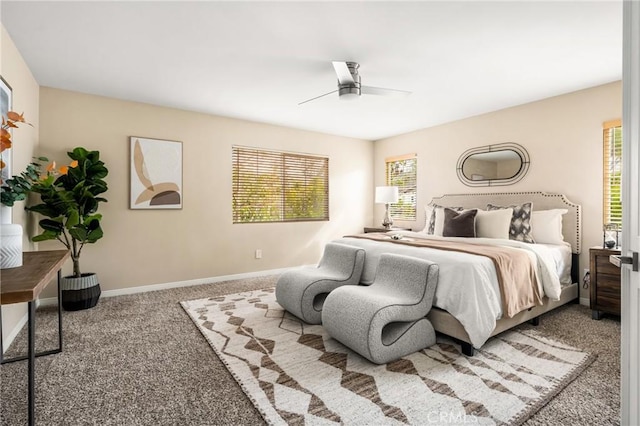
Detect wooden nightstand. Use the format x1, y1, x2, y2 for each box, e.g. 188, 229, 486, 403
589, 246, 621, 320
364, 226, 412, 233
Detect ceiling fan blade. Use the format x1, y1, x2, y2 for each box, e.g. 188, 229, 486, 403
298, 89, 338, 105
332, 61, 355, 85
361, 86, 412, 97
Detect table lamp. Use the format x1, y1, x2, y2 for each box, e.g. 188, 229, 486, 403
375, 186, 399, 228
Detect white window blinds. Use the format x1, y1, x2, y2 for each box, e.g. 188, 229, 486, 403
385, 154, 417, 221
232, 146, 329, 223
603, 119, 623, 226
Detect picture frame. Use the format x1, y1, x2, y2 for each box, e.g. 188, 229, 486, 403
129, 136, 183, 209
1, 76, 13, 188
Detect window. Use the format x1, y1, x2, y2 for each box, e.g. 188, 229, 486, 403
603, 119, 622, 227
385, 154, 417, 220
232, 146, 329, 223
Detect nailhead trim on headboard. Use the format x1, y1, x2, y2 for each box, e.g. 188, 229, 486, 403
428, 191, 582, 254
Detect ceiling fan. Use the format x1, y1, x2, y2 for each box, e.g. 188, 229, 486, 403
298, 61, 411, 105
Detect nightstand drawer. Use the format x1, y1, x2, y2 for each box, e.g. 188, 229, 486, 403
594, 274, 621, 291
590, 246, 621, 318
595, 257, 620, 275
594, 294, 621, 312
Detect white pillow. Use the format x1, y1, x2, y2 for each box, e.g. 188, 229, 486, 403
531, 209, 568, 245
475, 208, 513, 239
433, 206, 447, 236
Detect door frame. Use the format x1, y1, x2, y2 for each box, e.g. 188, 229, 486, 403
621, 1, 640, 424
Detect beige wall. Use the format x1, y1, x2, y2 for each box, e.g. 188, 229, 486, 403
1, 25, 40, 348
374, 81, 623, 301
37, 88, 373, 296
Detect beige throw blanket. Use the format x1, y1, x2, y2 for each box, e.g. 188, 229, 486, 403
347, 233, 543, 318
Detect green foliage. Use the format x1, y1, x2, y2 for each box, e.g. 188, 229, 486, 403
27, 147, 108, 277
0, 158, 48, 207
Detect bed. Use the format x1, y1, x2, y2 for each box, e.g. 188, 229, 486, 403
335, 191, 582, 356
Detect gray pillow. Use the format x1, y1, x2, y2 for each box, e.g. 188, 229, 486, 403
427, 204, 463, 234
487, 202, 534, 243
443, 208, 477, 238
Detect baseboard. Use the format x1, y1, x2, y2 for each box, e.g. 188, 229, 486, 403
580, 297, 590, 307
2, 310, 28, 355
37, 266, 294, 307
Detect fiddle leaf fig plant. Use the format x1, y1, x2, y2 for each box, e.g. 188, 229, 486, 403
28, 147, 108, 278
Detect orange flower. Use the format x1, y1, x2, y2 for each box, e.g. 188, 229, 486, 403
46, 161, 56, 172
0, 136, 11, 152
59, 165, 69, 175
1, 111, 33, 177
70, 160, 79, 168
6, 111, 26, 123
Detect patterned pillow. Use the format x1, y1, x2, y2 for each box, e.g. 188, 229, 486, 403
426, 204, 463, 235
487, 202, 534, 243
421, 205, 434, 233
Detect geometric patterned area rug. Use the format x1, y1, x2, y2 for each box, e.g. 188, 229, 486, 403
181, 288, 596, 426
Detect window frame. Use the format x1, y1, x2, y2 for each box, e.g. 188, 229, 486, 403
603, 119, 623, 227
232, 146, 329, 224
385, 153, 417, 221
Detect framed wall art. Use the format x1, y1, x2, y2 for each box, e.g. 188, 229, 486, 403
1, 76, 13, 187
129, 136, 183, 209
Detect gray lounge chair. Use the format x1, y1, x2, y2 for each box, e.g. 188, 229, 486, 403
323, 253, 439, 364
276, 242, 365, 324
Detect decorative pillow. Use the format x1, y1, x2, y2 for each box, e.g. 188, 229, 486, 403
420, 205, 434, 233
427, 205, 463, 235
475, 208, 513, 239
487, 202, 534, 243
531, 209, 568, 245
443, 208, 478, 238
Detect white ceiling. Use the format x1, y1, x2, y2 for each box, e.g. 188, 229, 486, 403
1, 1, 623, 141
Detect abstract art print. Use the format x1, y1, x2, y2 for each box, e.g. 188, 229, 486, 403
130, 136, 182, 209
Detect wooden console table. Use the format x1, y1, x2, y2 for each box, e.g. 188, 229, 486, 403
0, 250, 70, 426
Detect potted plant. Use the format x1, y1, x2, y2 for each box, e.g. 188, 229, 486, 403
27, 147, 108, 311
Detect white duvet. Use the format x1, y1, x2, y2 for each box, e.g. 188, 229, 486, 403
335, 232, 565, 348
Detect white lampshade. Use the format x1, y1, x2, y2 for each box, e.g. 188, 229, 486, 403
375, 186, 399, 204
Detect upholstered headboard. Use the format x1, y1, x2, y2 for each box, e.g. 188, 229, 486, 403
428, 192, 582, 254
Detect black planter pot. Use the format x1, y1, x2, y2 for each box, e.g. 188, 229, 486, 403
61, 273, 101, 311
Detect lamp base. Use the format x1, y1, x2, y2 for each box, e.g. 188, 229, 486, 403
382, 204, 393, 229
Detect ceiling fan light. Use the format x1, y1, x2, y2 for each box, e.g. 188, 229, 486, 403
339, 85, 361, 100
340, 93, 359, 101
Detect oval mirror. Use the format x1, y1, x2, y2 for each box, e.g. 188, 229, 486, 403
456, 143, 530, 187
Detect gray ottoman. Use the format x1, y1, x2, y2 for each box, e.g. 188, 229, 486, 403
276, 242, 365, 324
323, 253, 439, 364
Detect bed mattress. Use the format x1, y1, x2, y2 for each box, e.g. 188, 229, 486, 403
335, 232, 569, 348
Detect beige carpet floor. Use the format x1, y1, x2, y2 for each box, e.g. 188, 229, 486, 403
0, 275, 620, 425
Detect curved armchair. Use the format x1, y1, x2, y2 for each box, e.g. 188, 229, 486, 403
323, 253, 439, 364
276, 242, 365, 324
